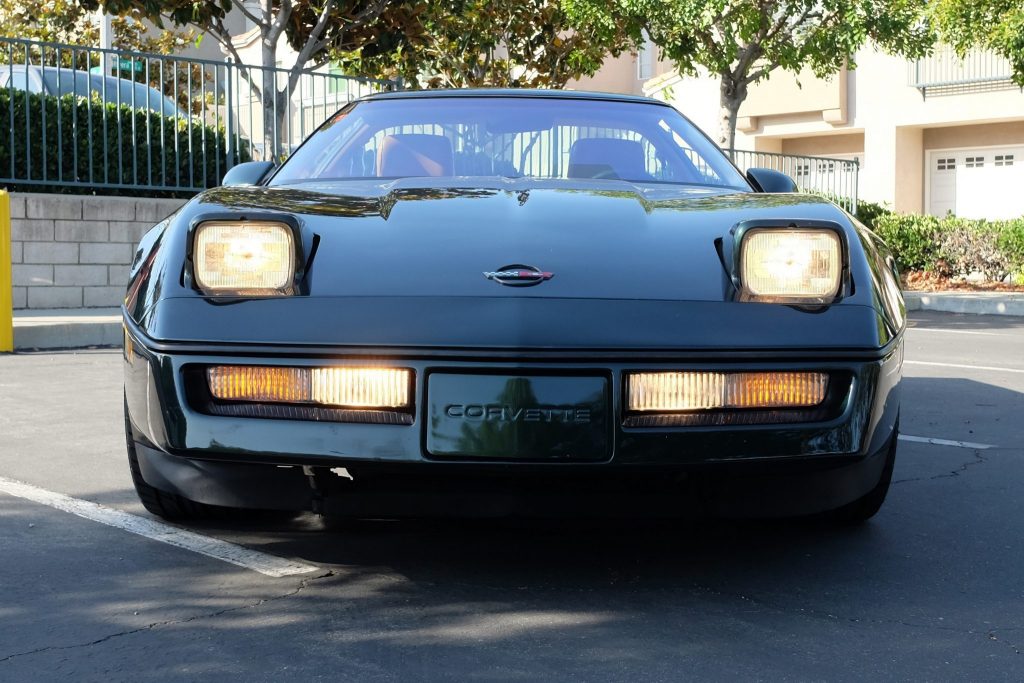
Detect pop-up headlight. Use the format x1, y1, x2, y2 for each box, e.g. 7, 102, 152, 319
193, 221, 296, 295
740, 229, 842, 303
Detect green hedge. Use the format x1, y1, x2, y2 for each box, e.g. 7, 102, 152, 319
0, 88, 248, 196
854, 201, 1024, 282
851, 200, 892, 232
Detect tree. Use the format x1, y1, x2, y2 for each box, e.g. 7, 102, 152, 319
934, 0, 1024, 86
567, 0, 935, 149
80, 0, 421, 158
346, 0, 634, 89
0, 0, 195, 57
0, 1, 203, 111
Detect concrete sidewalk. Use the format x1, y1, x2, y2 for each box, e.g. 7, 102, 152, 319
7, 291, 1024, 350
13, 308, 121, 350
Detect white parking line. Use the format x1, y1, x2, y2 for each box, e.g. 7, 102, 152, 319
907, 327, 1006, 337
0, 476, 320, 578
899, 435, 995, 450
905, 360, 1024, 375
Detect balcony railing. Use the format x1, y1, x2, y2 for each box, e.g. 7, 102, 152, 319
728, 149, 859, 215
910, 45, 1017, 97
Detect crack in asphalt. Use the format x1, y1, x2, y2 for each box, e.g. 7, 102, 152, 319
893, 448, 988, 485
0, 570, 335, 664
422, 568, 1022, 656
692, 584, 1021, 655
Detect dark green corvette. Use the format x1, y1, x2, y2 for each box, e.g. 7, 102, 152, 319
122, 89, 904, 523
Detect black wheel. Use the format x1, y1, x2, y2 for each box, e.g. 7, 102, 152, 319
124, 399, 228, 521
827, 420, 898, 525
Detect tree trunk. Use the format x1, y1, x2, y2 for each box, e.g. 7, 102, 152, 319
718, 75, 747, 153
260, 39, 280, 161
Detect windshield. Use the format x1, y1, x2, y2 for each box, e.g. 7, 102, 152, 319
271, 96, 748, 189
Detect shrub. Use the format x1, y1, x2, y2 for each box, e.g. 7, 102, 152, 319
0, 88, 248, 196
996, 222, 1024, 281
937, 218, 1010, 281
852, 200, 892, 231
872, 213, 945, 272
871, 212, 1024, 281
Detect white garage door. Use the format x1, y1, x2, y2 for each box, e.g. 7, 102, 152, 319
928, 147, 1024, 220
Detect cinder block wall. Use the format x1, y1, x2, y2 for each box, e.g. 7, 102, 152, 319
9, 193, 187, 309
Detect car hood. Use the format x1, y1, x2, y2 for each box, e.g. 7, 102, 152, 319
195, 178, 853, 303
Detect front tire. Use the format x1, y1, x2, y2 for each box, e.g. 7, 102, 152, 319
124, 400, 228, 521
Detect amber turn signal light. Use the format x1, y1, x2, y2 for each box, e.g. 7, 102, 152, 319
207, 366, 412, 409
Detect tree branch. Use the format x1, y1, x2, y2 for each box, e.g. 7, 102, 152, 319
287, 0, 339, 93
227, 0, 266, 30
343, 0, 391, 30
201, 18, 262, 100
265, 0, 292, 48
290, 0, 337, 70
744, 59, 782, 85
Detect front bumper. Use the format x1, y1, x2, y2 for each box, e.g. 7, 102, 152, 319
124, 319, 902, 516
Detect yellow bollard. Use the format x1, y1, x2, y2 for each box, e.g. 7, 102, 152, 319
0, 190, 11, 352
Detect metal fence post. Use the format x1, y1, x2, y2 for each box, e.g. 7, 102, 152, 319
852, 158, 859, 216
0, 190, 12, 352
225, 59, 235, 170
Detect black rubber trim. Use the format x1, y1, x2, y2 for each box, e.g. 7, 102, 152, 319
623, 407, 834, 427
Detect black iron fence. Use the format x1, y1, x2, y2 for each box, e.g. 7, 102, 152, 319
0, 36, 397, 195
0, 36, 861, 209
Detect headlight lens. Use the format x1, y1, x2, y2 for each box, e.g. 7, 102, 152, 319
193, 221, 295, 295
740, 229, 841, 301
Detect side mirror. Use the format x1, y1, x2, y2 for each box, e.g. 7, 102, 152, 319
221, 161, 276, 187
746, 168, 798, 193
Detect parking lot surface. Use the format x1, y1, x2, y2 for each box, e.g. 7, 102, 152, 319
1, 310, 1023, 681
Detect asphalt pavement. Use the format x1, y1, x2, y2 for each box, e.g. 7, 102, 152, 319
1, 310, 1023, 681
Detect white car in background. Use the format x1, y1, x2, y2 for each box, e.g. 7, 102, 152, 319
0, 64, 188, 118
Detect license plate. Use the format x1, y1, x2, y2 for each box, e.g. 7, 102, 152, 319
426, 373, 610, 461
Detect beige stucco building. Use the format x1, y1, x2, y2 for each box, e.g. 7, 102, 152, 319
572, 44, 1024, 220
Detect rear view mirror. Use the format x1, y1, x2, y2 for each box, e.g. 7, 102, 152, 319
221, 161, 276, 187
746, 168, 798, 193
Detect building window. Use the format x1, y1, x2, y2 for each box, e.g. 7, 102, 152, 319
637, 32, 655, 80
327, 66, 349, 95
965, 156, 985, 168
795, 163, 810, 177
995, 154, 1015, 167
936, 158, 955, 171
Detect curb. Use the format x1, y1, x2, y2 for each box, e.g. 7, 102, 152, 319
904, 291, 1024, 317
13, 308, 121, 351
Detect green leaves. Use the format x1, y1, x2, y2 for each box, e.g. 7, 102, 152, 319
869, 209, 1024, 281
934, 0, 1024, 87
0, 0, 197, 55
567, 0, 934, 147
346, 0, 635, 88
